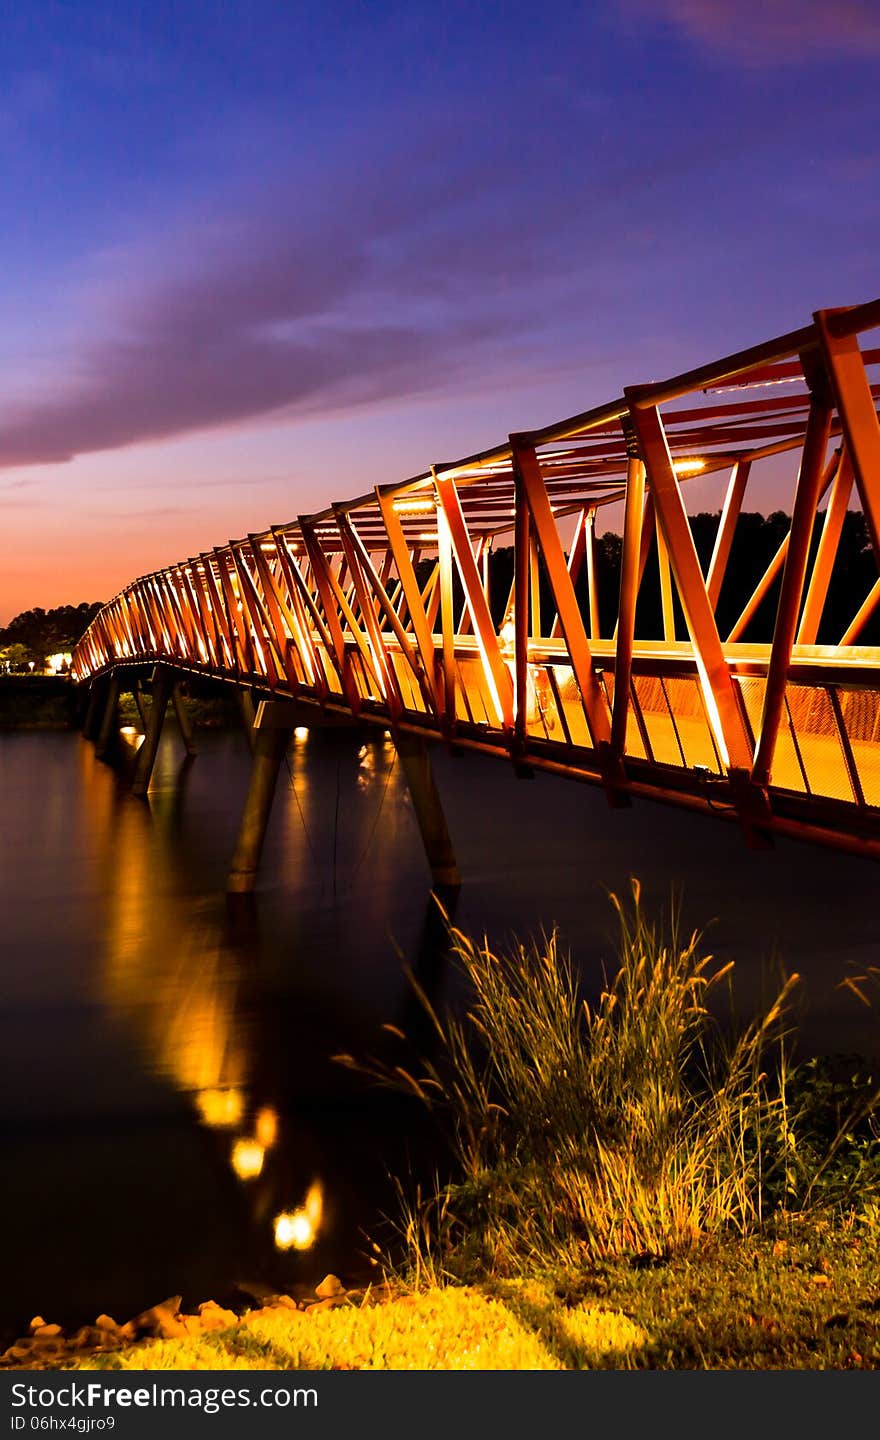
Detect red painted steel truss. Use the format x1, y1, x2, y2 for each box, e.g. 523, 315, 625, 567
73, 299, 880, 856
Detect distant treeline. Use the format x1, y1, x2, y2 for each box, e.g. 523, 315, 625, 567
472, 510, 879, 646
0, 602, 104, 668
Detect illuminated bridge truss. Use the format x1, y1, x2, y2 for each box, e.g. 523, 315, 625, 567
74, 299, 880, 858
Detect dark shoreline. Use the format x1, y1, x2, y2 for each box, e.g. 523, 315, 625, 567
0, 676, 238, 731
0, 676, 80, 729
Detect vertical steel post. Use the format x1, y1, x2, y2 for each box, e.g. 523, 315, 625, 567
513, 467, 530, 748
610, 454, 646, 759
585, 509, 600, 640
656, 524, 675, 642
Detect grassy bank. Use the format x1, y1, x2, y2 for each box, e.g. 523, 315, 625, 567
8, 1218, 877, 1370
340, 886, 880, 1280
7, 886, 880, 1371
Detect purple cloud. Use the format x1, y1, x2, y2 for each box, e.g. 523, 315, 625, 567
618, 0, 880, 63
0, 150, 559, 470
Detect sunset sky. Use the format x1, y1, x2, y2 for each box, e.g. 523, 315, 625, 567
1, 0, 879, 623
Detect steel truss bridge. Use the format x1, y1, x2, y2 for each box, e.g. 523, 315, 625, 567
73, 299, 880, 883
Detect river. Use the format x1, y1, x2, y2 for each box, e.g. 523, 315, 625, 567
1, 721, 879, 1338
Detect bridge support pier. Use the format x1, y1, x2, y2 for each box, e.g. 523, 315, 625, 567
172, 684, 197, 756
81, 678, 106, 741
132, 667, 175, 797
238, 687, 257, 754
227, 702, 294, 893
396, 731, 460, 889
95, 672, 122, 760
132, 680, 149, 729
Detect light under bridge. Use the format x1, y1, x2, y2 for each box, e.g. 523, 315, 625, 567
73, 299, 880, 889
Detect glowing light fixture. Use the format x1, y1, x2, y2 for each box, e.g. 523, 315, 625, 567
196, 1087, 245, 1128
255, 1106, 279, 1149
706, 374, 800, 395
231, 1138, 265, 1180
672, 458, 706, 476
274, 1181, 323, 1251
294, 726, 309, 741
274, 1212, 311, 1250
392, 497, 435, 515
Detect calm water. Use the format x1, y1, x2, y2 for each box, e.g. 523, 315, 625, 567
2, 721, 879, 1338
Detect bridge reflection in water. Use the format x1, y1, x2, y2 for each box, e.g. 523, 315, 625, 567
73, 299, 880, 879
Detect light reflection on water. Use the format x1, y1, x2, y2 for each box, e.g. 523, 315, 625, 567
1, 721, 880, 1335
1, 726, 445, 1334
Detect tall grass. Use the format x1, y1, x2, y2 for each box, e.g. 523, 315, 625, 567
341, 881, 880, 1278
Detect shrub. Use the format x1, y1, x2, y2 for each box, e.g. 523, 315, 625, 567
340, 881, 880, 1279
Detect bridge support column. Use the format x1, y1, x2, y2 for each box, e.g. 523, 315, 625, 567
132, 680, 149, 729
396, 731, 460, 889
238, 687, 257, 754
132, 667, 175, 796
95, 672, 122, 759
172, 684, 197, 756
227, 702, 293, 893
81, 678, 106, 741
